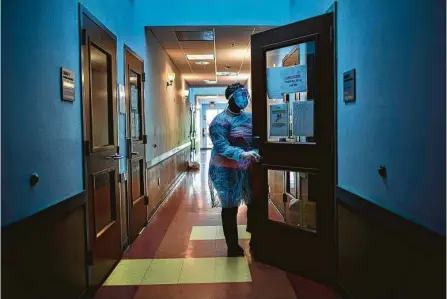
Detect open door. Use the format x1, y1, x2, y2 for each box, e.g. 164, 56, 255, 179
124, 47, 148, 243
80, 7, 122, 288
250, 13, 335, 284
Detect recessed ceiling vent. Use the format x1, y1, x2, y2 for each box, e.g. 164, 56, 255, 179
175, 30, 214, 41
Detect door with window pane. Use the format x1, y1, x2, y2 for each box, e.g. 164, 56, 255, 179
81, 9, 122, 288
125, 47, 147, 243
250, 13, 336, 284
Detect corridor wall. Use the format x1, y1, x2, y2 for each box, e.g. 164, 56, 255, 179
144, 29, 191, 213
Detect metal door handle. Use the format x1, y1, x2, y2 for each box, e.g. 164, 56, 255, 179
105, 153, 124, 160
131, 152, 139, 156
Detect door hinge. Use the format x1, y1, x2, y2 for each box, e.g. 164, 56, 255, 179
142, 72, 146, 82
81, 29, 87, 46
329, 26, 333, 43
84, 140, 90, 156
86, 250, 93, 265
144, 196, 149, 206
142, 135, 148, 144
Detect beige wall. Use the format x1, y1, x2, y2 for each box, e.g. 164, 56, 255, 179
145, 29, 191, 160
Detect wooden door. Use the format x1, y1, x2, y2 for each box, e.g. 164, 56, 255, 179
125, 46, 148, 242
250, 13, 336, 284
80, 7, 122, 288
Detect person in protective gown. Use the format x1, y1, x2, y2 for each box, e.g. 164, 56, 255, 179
208, 83, 260, 257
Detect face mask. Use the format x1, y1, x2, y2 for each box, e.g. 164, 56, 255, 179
229, 88, 249, 109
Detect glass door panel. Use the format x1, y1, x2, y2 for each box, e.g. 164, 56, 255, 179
266, 41, 316, 145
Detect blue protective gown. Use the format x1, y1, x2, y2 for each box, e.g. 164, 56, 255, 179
208, 110, 253, 208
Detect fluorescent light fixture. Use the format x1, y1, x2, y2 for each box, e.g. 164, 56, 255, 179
195, 61, 210, 65
204, 80, 217, 84
216, 72, 239, 77
186, 54, 215, 61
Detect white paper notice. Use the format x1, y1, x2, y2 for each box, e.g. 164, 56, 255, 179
269, 104, 289, 136
293, 101, 314, 137
267, 65, 307, 99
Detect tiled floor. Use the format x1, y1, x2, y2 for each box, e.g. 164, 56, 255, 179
94, 151, 336, 299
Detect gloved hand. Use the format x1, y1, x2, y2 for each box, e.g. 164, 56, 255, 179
240, 151, 261, 162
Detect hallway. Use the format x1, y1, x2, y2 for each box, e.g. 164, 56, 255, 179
94, 151, 336, 299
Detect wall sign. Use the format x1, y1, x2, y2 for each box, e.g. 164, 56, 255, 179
61, 67, 75, 102
343, 69, 356, 102
267, 65, 307, 99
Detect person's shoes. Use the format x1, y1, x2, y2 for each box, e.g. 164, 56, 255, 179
227, 245, 245, 257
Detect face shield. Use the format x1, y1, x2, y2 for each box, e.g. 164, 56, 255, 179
228, 88, 250, 109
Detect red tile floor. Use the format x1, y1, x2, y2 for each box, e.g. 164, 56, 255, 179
94, 151, 337, 299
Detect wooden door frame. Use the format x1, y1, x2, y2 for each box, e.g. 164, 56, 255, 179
250, 12, 337, 284
78, 4, 120, 289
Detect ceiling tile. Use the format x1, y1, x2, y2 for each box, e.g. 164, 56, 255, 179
180, 41, 214, 50
150, 28, 177, 42
159, 41, 181, 49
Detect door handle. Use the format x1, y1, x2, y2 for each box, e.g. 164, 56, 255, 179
131, 152, 139, 156
105, 153, 124, 160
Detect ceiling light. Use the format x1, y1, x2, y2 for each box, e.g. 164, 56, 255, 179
204, 80, 217, 84
216, 72, 239, 77
166, 72, 175, 87
195, 61, 210, 65
186, 54, 215, 61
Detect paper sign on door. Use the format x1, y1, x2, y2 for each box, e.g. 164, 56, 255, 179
267, 65, 307, 99
269, 104, 288, 137
292, 101, 314, 137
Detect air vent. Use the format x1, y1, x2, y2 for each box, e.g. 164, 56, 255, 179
175, 30, 214, 41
